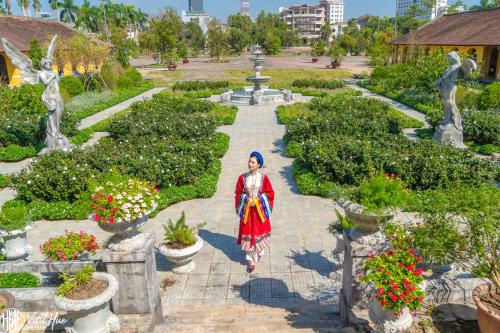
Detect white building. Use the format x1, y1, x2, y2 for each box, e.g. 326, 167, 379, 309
181, 10, 212, 34
320, 0, 344, 24
396, 0, 448, 20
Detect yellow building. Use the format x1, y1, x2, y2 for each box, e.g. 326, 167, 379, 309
0, 16, 109, 86
391, 8, 500, 80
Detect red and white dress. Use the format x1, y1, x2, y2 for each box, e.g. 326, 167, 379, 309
234, 172, 274, 262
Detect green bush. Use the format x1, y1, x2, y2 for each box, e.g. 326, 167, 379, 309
0, 205, 31, 232
172, 80, 230, 91
357, 173, 407, 213
292, 79, 344, 90
462, 107, 500, 145
0, 145, 38, 161
117, 76, 133, 89
124, 67, 142, 83
479, 82, 500, 110
0, 174, 10, 188
59, 76, 84, 97
100, 63, 124, 90
0, 273, 40, 288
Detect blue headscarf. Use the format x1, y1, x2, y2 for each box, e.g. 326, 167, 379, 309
250, 151, 264, 168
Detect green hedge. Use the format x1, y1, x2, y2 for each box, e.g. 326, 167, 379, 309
292, 79, 344, 90
0, 273, 40, 288
0, 174, 10, 188
172, 80, 230, 91
59, 76, 84, 97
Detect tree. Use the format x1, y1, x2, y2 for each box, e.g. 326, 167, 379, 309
183, 20, 205, 56
228, 28, 250, 55
31, 0, 40, 17
260, 31, 280, 55
58, 0, 78, 24
206, 20, 228, 61
49, 0, 58, 20
145, 8, 183, 59
320, 24, 332, 45
17, 0, 30, 16
447, 0, 467, 13
28, 39, 43, 70
328, 42, 347, 62
311, 41, 326, 57
1, 0, 12, 15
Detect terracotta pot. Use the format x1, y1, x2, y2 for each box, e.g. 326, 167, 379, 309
473, 283, 500, 333
312, 58, 319, 63
182, 59, 189, 64
331, 61, 341, 68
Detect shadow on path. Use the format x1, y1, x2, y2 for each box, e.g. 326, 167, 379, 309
199, 229, 243, 264
237, 277, 343, 332
289, 250, 337, 277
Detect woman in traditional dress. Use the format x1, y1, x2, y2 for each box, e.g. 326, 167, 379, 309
235, 151, 274, 272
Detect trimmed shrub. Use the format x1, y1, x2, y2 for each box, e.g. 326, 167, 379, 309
124, 67, 142, 84
59, 76, 84, 97
0, 273, 40, 288
292, 79, 344, 90
117, 76, 133, 89
172, 80, 230, 91
479, 82, 500, 110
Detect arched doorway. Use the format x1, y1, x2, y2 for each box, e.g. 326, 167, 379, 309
0, 54, 9, 84
467, 48, 477, 61
488, 47, 499, 78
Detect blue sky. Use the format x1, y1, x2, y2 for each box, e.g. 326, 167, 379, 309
9, 0, 480, 21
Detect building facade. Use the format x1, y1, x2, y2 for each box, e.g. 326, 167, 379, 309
188, 0, 204, 14
396, 0, 448, 20
391, 8, 500, 80
241, 0, 250, 16
181, 11, 211, 33
280, 4, 326, 43
320, 0, 344, 24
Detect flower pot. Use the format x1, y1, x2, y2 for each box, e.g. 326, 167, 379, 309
95, 212, 151, 252
331, 61, 341, 68
312, 58, 319, 63
0, 291, 15, 315
341, 202, 395, 243
167, 64, 177, 71
54, 272, 119, 333
369, 299, 413, 333
182, 59, 189, 64
0, 226, 32, 260
473, 283, 500, 333
159, 236, 203, 274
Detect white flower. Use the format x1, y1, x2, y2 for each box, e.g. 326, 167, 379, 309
134, 207, 140, 213
27, 180, 32, 185
141, 203, 147, 207
63, 167, 68, 171
127, 196, 132, 201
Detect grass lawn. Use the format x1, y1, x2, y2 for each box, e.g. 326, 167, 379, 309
225, 68, 351, 86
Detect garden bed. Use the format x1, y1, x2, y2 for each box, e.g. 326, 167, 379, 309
3, 94, 236, 221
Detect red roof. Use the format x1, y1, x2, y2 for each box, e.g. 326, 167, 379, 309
391, 8, 500, 46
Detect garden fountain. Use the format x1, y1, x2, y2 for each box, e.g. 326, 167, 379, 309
220, 45, 293, 105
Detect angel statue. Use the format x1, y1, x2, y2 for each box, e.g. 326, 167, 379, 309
433, 51, 477, 149
1, 35, 73, 154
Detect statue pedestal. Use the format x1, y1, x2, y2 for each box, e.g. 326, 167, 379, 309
433, 123, 467, 149
39, 134, 74, 155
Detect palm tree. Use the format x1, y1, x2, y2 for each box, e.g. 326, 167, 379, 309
58, 0, 78, 24
48, 0, 58, 20
77, 0, 97, 31
32, 0, 40, 17
17, 0, 30, 16
4, 0, 11, 15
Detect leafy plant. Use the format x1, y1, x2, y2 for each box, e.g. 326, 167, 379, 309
328, 209, 356, 234
357, 173, 407, 214
291, 79, 344, 90
163, 212, 205, 247
479, 82, 500, 110
59, 76, 84, 97
361, 240, 426, 314
0, 272, 40, 288
172, 80, 230, 91
0, 206, 31, 233
328, 43, 347, 62
56, 264, 96, 297
40, 231, 99, 261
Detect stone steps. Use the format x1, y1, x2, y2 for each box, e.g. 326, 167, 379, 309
155, 304, 351, 333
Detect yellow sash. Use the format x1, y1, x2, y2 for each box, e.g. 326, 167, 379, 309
243, 198, 267, 224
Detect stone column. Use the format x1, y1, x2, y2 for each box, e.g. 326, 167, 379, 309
101, 233, 163, 328
340, 230, 389, 325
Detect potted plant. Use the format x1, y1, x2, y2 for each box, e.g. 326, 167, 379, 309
54, 264, 119, 333
40, 231, 99, 261
0, 290, 15, 315
158, 212, 205, 274
89, 178, 159, 252
0, 206, 32, 260
328, 209, 356, 253
165, 49, 179, 71
311, 41, 325, 63
361, 240, 426, 332
328, 43, 346, 68
341, 173, 406, 241
177, 42, 189, 64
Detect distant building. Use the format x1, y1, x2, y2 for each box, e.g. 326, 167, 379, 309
391, 8, 500, 80
356, 14, 373, 29
332, 21, 348, 37
279, 4, 326, 43
188, 0, 204, 14
182, 0, 211, 33
320, 0, 344, 24
241, 0, 250, 16
396, 0, 448, 20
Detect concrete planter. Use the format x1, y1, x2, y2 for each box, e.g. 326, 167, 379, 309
0, 290, 15, 314
332, 231, 345, 254
369, 300, 413, 333
54, 272, 120, 333
159, 236, 203, 274
0, 225, 32, 260
473, 283, 500, 333
95, 211, 151, 252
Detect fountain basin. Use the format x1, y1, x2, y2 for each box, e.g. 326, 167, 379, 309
246, 76, 271, 84
228, 87, 289, 105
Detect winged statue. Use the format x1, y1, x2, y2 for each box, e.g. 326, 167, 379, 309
1, 35, 73, 154
434, 51, 478, 149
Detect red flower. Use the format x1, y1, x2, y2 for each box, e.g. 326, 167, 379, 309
356, 273, 364, 279
378, 288, 385, 295
399, 262, 405, 267
392, 284, 399, 291
406, 265, 415, 271
399, 294, 405, 300
107, 195, 113, 203
417, 295, 423, 301
389, 279, 395, 285
377, 267, 383, 272
380, 300, 387, 306
404, 290, 411, 295
409, 249, 415, 254
109, 216, 115, 223
368, 251, 376, 258
415, 256, 423, 262
93, 214, 101, 222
